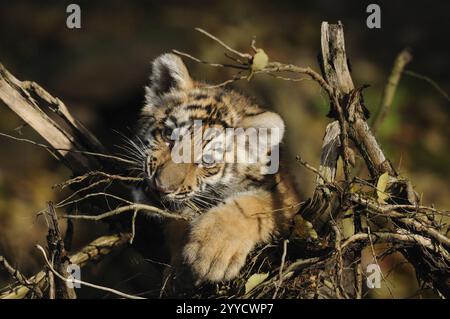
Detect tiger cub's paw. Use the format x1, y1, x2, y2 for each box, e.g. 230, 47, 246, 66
182, 211, 255, 283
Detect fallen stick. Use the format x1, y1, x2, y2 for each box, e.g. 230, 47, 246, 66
0, 233, 131, 299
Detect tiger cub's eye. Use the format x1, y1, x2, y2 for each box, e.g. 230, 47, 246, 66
201, 154, 217, 168
162, 127, 174, 141
202, 162, 217, 169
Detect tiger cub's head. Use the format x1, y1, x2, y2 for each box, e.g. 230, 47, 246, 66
135, 53, 285, 213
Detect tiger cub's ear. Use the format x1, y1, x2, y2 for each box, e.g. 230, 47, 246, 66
240, 111, 285, 145
145, 53, 193, 104
239, 110, 285, 174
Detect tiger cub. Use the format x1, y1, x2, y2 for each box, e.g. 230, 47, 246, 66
134, 53, 300, 283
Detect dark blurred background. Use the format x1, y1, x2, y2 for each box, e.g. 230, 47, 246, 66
0, 0, 449, 298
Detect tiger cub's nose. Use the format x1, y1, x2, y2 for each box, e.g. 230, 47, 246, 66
154, 176, 174, 194
154, 161, 189, 194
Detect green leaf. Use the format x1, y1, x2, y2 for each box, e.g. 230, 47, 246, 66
376, 172, 390, 203
244, 273, 269, 294
251, 49, 269, 71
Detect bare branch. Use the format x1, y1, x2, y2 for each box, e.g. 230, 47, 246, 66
341, 232, 450, 263
36, 245, 144, 299
172, 49, 249, 70
62, 203, 189, 221
0, 233, 131, 299
404, 70, 450, 103
372, 49, 413, 133
0, 131, 135, 165
0, 64, 93, 172
54, 171, 143, 190
194, 27, 253, 60
0, 256, 43, 298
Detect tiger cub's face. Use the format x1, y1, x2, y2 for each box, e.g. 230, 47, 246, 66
135, 54, 285, 213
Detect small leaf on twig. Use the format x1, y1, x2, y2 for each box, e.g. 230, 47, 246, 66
244, 273, 269, 294
376, 172, 390, 203
251, 49, 269, 72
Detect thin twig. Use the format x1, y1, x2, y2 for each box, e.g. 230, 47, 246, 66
36, 245, 145, 299
172, 50, 248, 70
367, 226, 394, 298
296, 155, 328, 184
55, 171, 143, 189
194, 27, 253, 60
130, 209, 138, 244
56, 178, 111, 205
341, 232, 450, 262
1, 228, 131, 298
55, 192, 134, 209
48, 271, 55, 299
0, 132, 135, 165
355, 262, 363, 299
178, 28, 333, 95
372, 49, 413, 133
0, 256, 43, 298
404, 70, 450, 103
62, 203, 189, 221
272, 239, 289, 298
331, 224, 346, 298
